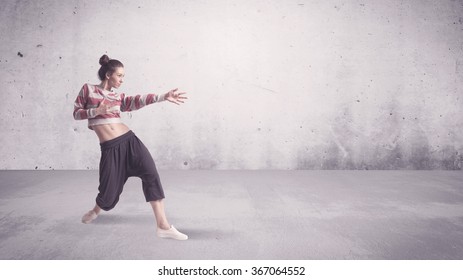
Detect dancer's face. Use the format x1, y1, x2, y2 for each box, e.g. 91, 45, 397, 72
106, 67, 124, 89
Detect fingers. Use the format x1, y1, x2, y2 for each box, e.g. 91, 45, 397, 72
167, 89, 188, 105
176, 92, 188, 100
172, 98, 184, 104
170, 89, 187, 95
174, 96, 187, 103
167, 97, 184, 105
168, 99, 181, 105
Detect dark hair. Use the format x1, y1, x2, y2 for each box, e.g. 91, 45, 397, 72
97, 54, 124, 81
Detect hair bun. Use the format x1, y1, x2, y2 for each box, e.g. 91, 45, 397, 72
99, 54, 110, 66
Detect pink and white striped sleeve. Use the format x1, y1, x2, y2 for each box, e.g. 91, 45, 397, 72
120, 93, 167, 112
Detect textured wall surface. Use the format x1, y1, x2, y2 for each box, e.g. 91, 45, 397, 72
1, 0, 462, 170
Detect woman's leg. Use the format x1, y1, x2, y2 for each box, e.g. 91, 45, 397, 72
150, 199, 188, 240
82, 135, 130, 224
130, 135, 187, 240
149, 199, 170, 230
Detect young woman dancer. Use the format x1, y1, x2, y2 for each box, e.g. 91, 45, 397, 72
73, 54, 188, 241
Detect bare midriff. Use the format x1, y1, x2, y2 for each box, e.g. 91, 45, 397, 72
92, 123, 131, 143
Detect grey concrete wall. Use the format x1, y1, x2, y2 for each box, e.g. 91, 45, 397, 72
1, 0, 462, 170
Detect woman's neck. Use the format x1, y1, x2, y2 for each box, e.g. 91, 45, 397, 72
99, 80, 112, 91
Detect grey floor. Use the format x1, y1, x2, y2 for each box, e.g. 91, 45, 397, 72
0, 170, 462, 260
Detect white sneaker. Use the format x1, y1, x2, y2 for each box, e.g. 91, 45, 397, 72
81, 210, 98, 224
157, 225, 188, 241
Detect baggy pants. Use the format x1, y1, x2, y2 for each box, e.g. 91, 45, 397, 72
96, 130, 165, 211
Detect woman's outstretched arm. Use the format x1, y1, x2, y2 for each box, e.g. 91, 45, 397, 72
121, 88, 187, 111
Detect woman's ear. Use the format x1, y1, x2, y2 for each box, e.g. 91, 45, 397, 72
105, 72, 111, 80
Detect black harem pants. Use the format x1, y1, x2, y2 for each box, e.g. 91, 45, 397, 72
96, 130, 165, 211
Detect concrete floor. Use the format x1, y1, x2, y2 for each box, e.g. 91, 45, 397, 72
0, 170, 462, 260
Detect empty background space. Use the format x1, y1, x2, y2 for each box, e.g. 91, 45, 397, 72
0, 0, 462, 171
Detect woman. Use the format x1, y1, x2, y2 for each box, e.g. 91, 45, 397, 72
73, 54, 188, 241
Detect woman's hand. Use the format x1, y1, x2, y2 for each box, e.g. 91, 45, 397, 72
96, 99, 119, 115
165, 88, 188, 105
